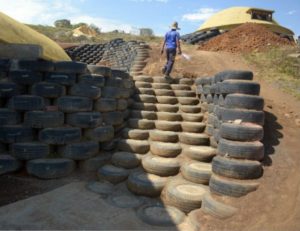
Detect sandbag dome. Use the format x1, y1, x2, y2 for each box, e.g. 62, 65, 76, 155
198, 7, 294, 37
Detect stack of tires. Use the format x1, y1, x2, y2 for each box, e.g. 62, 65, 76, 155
194, 70, 265, 219
195, 76, 218, 148
65, 44, 106, 65
64, 39, 147, 71
129, 43, 150, 76
100, 39, 137, 71
181, 29, 220, 45
0, 59, 134, 179
210, 70, 264, 197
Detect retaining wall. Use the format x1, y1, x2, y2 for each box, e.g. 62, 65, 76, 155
0, 59, 136, 178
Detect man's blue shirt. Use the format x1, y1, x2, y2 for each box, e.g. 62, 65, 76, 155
165, 30, 180, 49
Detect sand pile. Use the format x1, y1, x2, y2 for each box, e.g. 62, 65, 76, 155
198, 23, 294, 53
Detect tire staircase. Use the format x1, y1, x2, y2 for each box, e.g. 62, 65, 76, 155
97, 74, 218, 216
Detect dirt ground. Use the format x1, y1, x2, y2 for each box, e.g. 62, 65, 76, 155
1, 43, 300, 230
145, 43, 300, 231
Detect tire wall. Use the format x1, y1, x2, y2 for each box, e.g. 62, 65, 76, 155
0, 59, 135, 178
65, 39, 150, 74
195, 70, 265, 198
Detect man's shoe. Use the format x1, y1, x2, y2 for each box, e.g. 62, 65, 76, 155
164, 75, 172, 81
162, 67, 166, 74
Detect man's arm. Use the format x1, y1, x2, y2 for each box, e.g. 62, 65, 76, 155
161, 35, 166, 55
176, 34, 181, 55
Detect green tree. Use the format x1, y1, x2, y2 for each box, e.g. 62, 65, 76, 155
54, 19, 72, 28
139, 28, 154, 37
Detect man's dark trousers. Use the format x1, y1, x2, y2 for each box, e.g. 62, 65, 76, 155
164, 48, 176, 75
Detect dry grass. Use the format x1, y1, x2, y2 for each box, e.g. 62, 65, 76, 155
244, 46, 300, 98
27, 24, 162, 44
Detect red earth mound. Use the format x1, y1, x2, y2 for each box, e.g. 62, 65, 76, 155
198, 23, 294, 53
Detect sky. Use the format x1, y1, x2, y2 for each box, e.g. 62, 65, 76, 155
0, 0, 299, 36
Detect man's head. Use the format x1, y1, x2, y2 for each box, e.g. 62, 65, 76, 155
170, 22, 180, 30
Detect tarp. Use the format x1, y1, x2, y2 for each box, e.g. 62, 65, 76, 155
0, 12, 71, 61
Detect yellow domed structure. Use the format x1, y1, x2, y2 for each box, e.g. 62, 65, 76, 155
198, 7, 294, 37
0, 12, 71, 61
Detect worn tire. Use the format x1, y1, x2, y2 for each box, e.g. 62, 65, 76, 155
84, 126, 114, 142
78, 74, 105, 87
118, 139, 150, 154
181, 122, 205, 133
220, 107, 265, 125
87, 65, 111, 77
10, 70, 42, 85
11, 142, 49, 160
142, 153, 180, 176
0, 109, 21, 126
128, 119, 155, 129
149, 130, 178, 143
69, 83, 101, 99
136, 204, 185, 226
220, 80, 260, 95
224, 94, 264, 110
0, 155, 22, 175
102, 111, 123, 126
220, 122, 264, 141
66, 112, 102, 128
39, 127, 81, 144
181, 113, 203, 122
183, 145, 216, 162
56, 96, 92, 113
97, 164, 129, 184
121, 128, 149, 140
156, 96, 178, 104
215, 70, 253, 82
130, 110, 157, 120
154, 89, 174, 96
201, 193, 237, 219
27, 158, 75, 179
127, 171, 168, 197
31, 82, 66, 98
111, 152, 142, 169
181, 161, 212, 184
0, 82, 24, 98
45, 73, 76, 86
180, 105, 201, 113
8, 95, 46, 111
156, 104, 178, 113
212, 155, 263, 179
18, 60, 54, 72
218, 139, 264, 160
24, 111, 64, 128
165, 180, 208, 213
150, 141, 182, 157
209, 174, 259, 197
54, 61, 87, 74
94, 98, 117, 112
155, 121, 182, 132
0, 126, 34, 143
58, 141, 99, 160
131, 102, 156, 111
133, 94, 156, 103
179, 133, 209, 146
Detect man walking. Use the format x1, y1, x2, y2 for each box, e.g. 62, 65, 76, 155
161, 22, 182, 78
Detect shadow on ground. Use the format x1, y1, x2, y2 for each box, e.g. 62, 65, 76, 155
262, 111, 283, 166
